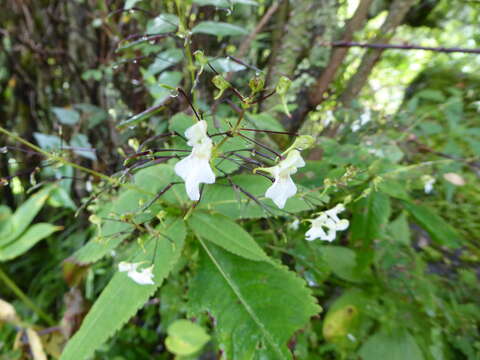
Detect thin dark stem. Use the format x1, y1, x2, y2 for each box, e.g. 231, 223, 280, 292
327, 41, 480, 55
237, 133, 283, 159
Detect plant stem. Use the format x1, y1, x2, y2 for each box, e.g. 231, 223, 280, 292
0, 266, 55, 325
0, 126, 151, 196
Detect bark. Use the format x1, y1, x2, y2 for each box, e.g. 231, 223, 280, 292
338, 0, 419, 106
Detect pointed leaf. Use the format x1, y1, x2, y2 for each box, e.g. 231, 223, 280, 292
191, 21, 248, 37
188, 211, 269, 262
61, 219, 186, 360
189, 242, 321, 359
0, 223, 62, 261
402, 201, 461, 248
0, 186, 53, 247
350, 191, 391, 244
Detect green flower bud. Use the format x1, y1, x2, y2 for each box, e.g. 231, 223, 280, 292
212, 75, 231, 100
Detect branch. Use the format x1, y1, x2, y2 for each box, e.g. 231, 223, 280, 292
308, 0, 374, 106
236, 1, 280, 59
327, 41, 480, 55
338, 0, 419, 107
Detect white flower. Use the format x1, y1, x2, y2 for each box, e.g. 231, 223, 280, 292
260, 150, 305, 209
422, 175, 436, 194
174, 120, 216, 201
118, 261, 155, 285
305, 204, 349, 242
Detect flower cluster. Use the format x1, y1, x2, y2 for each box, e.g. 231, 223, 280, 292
173, 121, 310, 209
305, 204, 349, 242
174, 120, 216, 201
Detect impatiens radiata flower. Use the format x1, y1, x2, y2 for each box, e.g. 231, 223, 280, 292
259, 150, 305, 209
422, 175, 436, 194
305, 204, 349, 242
118, 261, 155, 285
174, 120, 216, 201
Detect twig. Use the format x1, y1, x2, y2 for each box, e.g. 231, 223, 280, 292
326, 41, 480, 55
236, 1, 280, 58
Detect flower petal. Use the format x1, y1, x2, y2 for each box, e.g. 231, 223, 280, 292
127, 267, 154, 285
265, 175, 297, 209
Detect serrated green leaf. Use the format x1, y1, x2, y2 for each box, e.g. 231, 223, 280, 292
189, 242, 321, 359
191, 21, 248, 37
402, 201, 461, 248
61, 219, 186, 360
358, 327, 425, 360
0, 223, 62, 261
0, 186, 53, 247
188, 211, 269, 262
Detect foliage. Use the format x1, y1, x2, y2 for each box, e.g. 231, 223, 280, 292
0, 0, 479, 359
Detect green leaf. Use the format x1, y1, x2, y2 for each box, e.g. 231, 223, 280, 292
0, 186, 53, 247
350, 191, 391, 244
191, 21, 248, 37
61, 219, 186, 360
208, 57, 246, 73
165, 319, 210, 356
188, 211, 269, 262
70, 134, 97, 161
146, 14, 179, 34
358, 327, 425, 360
0, 223, 62, 261
147, 48, 183, 75
52, 107, 80, 125
388, 212, 411, 245
402, 201, 461, 248
245, 113, 285, 132
189, 242, 321, 359
319, 245, 368, 283
124, 0, 141, 9
323, 289, 370, 343
33, 133, 62, 150
0, 206, 12, 228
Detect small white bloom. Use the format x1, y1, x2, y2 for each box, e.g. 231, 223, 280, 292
422, 175, 436, 194
174, 120, 216, 201
260, 150, 305, 209
305, 204, 349, 242
118, 261, 155, 285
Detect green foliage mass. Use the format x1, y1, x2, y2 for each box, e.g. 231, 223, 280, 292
0, 0, 479, 359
